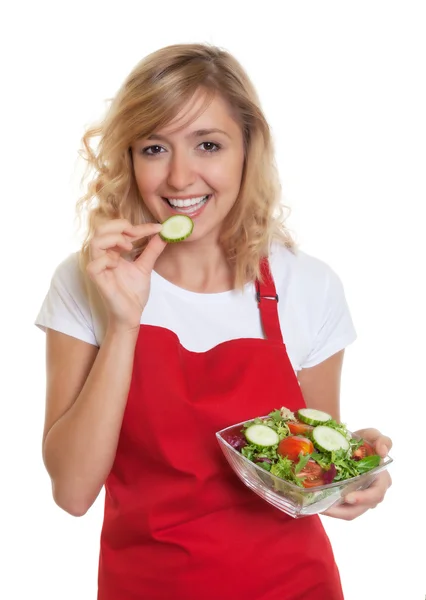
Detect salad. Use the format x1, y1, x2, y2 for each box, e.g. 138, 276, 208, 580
226, 407, 381, 488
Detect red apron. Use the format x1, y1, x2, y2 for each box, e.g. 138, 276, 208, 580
98, 260, 344, 600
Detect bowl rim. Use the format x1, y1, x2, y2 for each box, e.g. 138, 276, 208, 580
216, 417, 393, 493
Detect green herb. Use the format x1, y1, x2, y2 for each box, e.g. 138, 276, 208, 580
257, 461, 272, 471
270, 457, 304, 487
356, 455, 381, 474
311, 452, 331, 469
269, 409, 283, 425
295, 453, 311, 475
323, 419, 351, 441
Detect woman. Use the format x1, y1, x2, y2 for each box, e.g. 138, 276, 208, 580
36, 43, 392, 599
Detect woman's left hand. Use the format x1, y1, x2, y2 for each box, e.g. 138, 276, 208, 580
322, 428, 393, 520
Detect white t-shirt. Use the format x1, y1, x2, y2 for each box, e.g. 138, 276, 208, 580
35, 243, 357, 371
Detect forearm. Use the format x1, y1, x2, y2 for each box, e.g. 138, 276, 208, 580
43, 327, 139, 515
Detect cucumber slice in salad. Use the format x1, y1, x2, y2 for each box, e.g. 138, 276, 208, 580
312, 426, 350, 453
244, 424, 279, 447
297, 408, 332, 426
160, 215, 194, 243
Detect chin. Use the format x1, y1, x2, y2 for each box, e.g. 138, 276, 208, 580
189, 224, 222, 244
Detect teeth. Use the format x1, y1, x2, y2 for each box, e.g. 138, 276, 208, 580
167, 195, 207, 207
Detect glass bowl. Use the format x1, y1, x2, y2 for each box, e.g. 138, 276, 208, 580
216, 418, 393, 518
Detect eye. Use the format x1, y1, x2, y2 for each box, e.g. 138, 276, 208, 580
198, 141, 221, 153
142, 145, 165, 156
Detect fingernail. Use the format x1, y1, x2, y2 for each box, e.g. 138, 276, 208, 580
345, 496, 357, 504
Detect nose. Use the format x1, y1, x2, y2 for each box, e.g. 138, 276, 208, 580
166, 149, 196, 191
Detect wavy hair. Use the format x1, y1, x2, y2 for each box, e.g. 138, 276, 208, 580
77, 43, 295, 287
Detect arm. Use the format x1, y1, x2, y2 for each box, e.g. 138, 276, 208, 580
41, 221, 166, 517
298, 350, 392, 520
42, 326, 138, 517
297, 349, 345, 421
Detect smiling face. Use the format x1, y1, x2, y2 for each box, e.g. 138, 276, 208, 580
131, 90, 245, 243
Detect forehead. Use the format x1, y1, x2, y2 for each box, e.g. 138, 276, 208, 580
157, 89, 240, 137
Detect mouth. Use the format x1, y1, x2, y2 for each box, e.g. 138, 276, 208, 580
161, 194, 211, 216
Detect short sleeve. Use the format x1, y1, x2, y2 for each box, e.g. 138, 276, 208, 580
35, 253, 99, 346
300, 266, 357, 369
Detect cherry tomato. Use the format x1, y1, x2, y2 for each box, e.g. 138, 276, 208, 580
352, 440, 375, 460
278, 436, 314, 462
287, 421, 314, 436
296, 459, 326, 488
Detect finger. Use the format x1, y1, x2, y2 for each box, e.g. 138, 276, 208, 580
94, 218, 133, 236
90, 234, 134, 261
345, 472, 392, 506
322, 502, 369, 521
94, 219, 162, 238
374, 435, 393, 457
134, 234, 167, 275
354, 428, 393, 457
123, 222, 163, 238
93, 225, 163, 250
86, 253, 120, 278
91, 223, 164, 261
92, 233, 135, 252
353, 428, 381, 441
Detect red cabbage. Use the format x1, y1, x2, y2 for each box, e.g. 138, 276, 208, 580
225, 431, 247, 451
323, 463, 337, 484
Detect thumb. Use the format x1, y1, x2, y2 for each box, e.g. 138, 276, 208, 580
135, 234, 167, 275
376, 435, 393, 457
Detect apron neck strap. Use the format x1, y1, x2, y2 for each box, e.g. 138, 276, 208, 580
255, 258, 283, 343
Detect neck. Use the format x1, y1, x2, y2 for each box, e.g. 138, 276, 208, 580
154, 238, 234, 293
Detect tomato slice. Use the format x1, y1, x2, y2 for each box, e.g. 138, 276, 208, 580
287, 421, 314, 436
352, 440, 375, 460
278, 436, 314, 462
296, 459, 326, 488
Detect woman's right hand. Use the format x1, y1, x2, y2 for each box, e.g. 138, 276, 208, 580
86, 219, 167, 333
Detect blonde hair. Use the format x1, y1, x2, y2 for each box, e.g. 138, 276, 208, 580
77, 43, 295, 287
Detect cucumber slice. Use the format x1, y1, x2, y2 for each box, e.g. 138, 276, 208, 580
297, 408, 332, 426
312, 426, 350, 453
244, 424, 279, 447
160, 215, 194, 243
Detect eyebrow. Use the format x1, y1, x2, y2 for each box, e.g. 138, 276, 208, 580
147, 128, 231, 141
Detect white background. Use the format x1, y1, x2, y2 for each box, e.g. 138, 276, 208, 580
1, 1, 425, 598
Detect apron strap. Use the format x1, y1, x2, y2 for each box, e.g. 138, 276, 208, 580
255, 258, 283, 343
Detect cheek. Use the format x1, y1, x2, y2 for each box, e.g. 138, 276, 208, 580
208, 155, 244, 192
133, 162, 164, 194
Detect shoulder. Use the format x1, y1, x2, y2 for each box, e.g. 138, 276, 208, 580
51, 252, 85, 285
48, 251, 92, 304
36, 252, 101, 346
269, 243, 357, 369
269, 243, 341, 295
